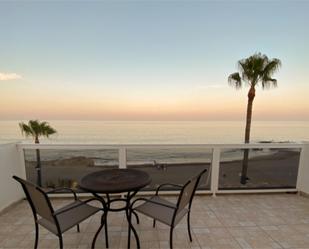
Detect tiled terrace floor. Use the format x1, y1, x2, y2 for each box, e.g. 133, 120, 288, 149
1, 194, 309, 249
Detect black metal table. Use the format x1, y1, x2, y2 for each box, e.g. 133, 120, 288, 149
79, 169, 151, 249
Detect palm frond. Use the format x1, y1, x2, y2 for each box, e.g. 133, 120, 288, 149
264, 58, 282, 75
238, 53, 267, 86
19, 120, 57, 140
238, 60, 248, 82
230, 52, 281, 90
261, 58, 281, 89
228, 72, 242, 89
41, 122, 57, 137
19, 122, 34, 137
262, 78, 278, 89
28, 120, 41, 136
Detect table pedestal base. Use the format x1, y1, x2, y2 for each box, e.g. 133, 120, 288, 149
91, 191, 140, 249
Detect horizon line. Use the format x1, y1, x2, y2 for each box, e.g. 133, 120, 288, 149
1, 119, 309, 122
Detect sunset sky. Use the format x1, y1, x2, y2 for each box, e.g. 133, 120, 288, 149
1, 1, 309, 121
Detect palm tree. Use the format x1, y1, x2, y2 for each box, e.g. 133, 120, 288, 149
19, 120, 57, 186
228, 53, 281, 184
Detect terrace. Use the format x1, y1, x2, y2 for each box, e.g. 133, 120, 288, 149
1, 142, 309, 248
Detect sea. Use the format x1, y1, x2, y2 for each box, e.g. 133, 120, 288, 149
0, 120, 307, 165
0, 120, 308, 144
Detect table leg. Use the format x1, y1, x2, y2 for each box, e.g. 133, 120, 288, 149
104, 194, 111, 248
92, 211, 106, 249
92, 193, 109, 248
102, 209, 109, 248
125, 191, 140, 249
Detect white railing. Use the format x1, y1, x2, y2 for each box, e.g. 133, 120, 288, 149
16, 142, 309, 196
0, 143, 26, 212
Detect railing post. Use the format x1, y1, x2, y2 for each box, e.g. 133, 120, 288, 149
297, 143, 309, 194
16, 143, 27, 179
211, 148, 220, 197
119, 147, 127, 169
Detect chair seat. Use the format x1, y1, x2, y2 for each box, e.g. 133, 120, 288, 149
135, 196, 188, 226
37, 200, 101, 235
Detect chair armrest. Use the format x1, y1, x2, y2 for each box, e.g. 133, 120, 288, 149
131, 197, 176, 210
155, 183, 183, 195
53, 197, 105, 216
45, 187, 78, 200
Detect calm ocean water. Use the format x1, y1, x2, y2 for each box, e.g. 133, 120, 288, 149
0, 120, 308, 144
1, 120, 306, 165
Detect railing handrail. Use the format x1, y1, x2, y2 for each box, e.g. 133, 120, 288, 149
0, 141, 22, 147
16, 142, 305, 150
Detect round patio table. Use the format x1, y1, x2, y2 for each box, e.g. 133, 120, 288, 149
79, 169, 151, 249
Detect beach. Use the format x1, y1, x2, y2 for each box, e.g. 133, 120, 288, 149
24, 149, 300, 191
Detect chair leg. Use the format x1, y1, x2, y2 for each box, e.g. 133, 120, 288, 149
153, 219, 156, 228
77, 224, 80, 233
58, 235, 63, 249
169, 227, 174, 249
187, 211, 193, 242
34, 222, 39, 249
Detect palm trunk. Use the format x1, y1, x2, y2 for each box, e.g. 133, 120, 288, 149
35, 137, 42, 187
240, 86, 255, 184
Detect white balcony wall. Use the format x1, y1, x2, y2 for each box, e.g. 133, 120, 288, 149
0, 143, 25, 212
297, 142, 309, 195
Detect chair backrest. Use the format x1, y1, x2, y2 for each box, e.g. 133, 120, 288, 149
13, 176, 55, 223
175, 169, 207, 214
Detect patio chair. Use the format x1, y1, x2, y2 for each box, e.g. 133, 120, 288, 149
131, 168, 207, 249
13, 176, 106, 249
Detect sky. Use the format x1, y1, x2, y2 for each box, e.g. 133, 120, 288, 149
0, 0, 309, 121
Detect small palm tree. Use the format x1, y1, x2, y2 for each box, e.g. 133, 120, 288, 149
19, 120, 57, 186
228, 53, 281, 184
